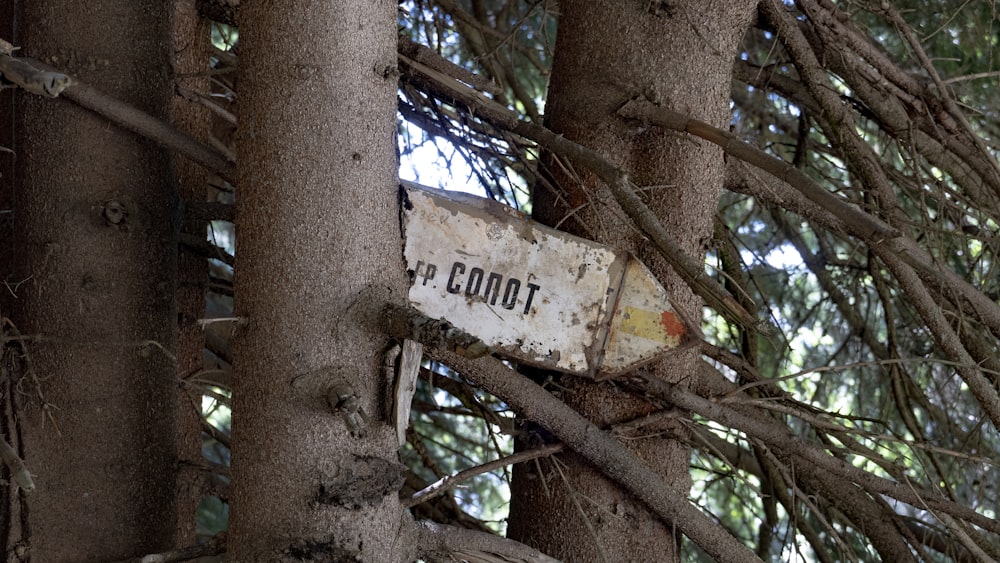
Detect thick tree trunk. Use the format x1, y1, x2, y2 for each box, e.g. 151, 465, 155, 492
227, 1, 413, 561
508, 1, 756, 560
8, 1, 181, 560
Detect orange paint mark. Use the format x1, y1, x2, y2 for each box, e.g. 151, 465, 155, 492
660, 311, 686, 337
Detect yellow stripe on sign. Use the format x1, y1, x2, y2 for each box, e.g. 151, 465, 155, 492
617, 305, 685, 346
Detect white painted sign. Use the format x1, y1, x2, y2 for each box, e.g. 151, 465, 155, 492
401, 181, 688, 379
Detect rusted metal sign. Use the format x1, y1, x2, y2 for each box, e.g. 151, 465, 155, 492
400, 181, 689, 379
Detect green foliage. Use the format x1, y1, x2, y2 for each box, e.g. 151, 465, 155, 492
197, 496, 229, 537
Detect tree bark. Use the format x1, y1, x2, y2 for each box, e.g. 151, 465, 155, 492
168, 0, 214, 545
227, 1, 413, 561
0, 0, 13, 298
508, 1, 756, 560
8, 1, 181, 560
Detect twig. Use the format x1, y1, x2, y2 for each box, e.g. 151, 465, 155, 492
636, 364, 1000, 535
399, 36, 502, 96
759, 0, 906, 230
550, 456, 611, 563
404, 444, 563, 508
870, 246, 1000, 430
201, 417, 230, 450
1, 318, 60, 433
196, 0, 238, 26
617, 97, 896, 241
878, 2, 1000, 185
175, 84, 237, 125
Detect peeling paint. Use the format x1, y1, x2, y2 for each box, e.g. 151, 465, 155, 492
401, 181, 688, 379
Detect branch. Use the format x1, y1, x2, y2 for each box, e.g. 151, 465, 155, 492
876, 2, 1000, 186
195, 0, 238, 27
20, 57, 233, 179
179, 233, 235, 267
758, 0, 904, 229
788, 2, 1000, 212
110, 532, 227, 563
416, 520, 560, 563
618, 96, 896, 241
183, 201, 235, 222
385, 295, 759, 561
629, 95, 1000, 357
385, 307, 754, 558
400, 345, 762, 562
0, 40, 71, 97
637, 364, 1000, 535
403, 444, 563, 509
724, 164, 1000, 430
0, 436, 34, 492
399, 35, 502, 97
869, 246, 1000, 430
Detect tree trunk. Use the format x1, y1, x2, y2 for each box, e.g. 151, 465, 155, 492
508, 1, 756, 560
7, 1, 181, 560
0, 3, 13, 294
227, 1, 413, 561
168, 0, 214, 545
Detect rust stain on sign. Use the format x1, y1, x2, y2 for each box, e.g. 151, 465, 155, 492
401, 181, 688, 379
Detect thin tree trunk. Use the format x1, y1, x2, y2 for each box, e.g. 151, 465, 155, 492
169, 0, 214, 545
8, 1, 180, 559
508, 1, 756, 560
228, 1, 413, 560
0, 1, 13, 290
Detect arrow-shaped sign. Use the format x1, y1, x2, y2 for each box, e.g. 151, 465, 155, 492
400, 181, 689, 379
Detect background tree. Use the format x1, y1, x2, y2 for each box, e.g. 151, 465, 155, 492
1, 1, 183, 560
504, 2, 756, 561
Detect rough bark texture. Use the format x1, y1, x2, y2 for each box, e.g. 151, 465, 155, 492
8, 1, 180, 560
227, 1, 414, 561
508, 1, 756, 560
169, 0, 214, 544
0, 3, 16, 552
0, 0, 13, 291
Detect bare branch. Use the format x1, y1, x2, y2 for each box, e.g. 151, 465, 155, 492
416, 520, 561, 563
404, 444, 563, 509
0, 436, 33, 492
636, 364, 1000, 535
21, 57, 233, 178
